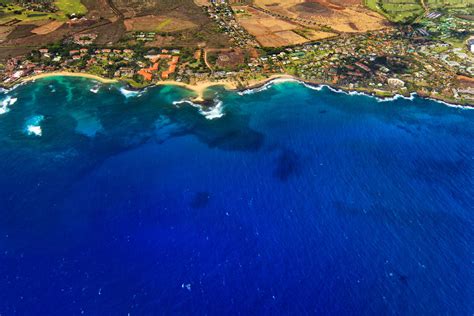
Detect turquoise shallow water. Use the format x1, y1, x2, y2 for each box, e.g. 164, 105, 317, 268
0, 77, 473, 315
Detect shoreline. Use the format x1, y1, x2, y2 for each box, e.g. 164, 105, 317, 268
10, 71, 474, 108
22, 72, 118, 84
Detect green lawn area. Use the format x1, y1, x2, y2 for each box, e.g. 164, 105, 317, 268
0, 0, 87, 24
0, 4, 60, 24
54, 0, 87, 16
365, 0, 473, 23
425, 0, 472, 10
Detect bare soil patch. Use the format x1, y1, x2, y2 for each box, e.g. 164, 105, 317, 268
31, 21, 65, 35
235, 7, 308, 47
216, 49, 245, 69
253, 0, 388, 33
292, 2, 332, 16
0, 26, 14, 42
7, 25, 36, 40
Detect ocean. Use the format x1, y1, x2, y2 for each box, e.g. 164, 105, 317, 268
0, 77, 472, 315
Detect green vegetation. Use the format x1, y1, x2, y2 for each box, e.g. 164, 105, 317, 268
425, 0, 472, 11
364, 0, 473, 24
364, 0, 424, 23
0, 0, 87, 24
54, 0, 87, 16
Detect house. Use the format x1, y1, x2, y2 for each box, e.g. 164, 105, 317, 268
138, 69, 152, 81
388, 78, 405, 89
468, 38, 474, 53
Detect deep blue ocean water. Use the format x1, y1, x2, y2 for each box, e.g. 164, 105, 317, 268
0, 77, 472, 315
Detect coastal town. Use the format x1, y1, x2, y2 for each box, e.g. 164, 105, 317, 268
0, 0, 473, 105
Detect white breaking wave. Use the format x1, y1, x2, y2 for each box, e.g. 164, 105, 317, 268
235, 77, 473, 109
200, 99, 224, 119
0, 96, 18, 115
24, 115, 44, 137
238, 77, 298, 95
426, 97, 474, 110
119, 87, 142, 98
317, 84, 418, 103
301, 82, 324, 91
27, 125, 42, 136
376, 92, 417, 102
90, 85, 100, 94
173, 98, 225, 120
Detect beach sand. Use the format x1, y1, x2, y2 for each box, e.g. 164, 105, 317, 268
155, 80, 239, 102
23, 72, 118, 84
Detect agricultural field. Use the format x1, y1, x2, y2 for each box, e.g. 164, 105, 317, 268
364, 0, 473, 23
234, 6, 310, 47
250, 0, 389, 33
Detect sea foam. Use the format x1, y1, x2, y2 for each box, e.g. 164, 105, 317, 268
24, 115, 44, 137
238, 77, 297, 95
173, 98, 225, 120
90, 84, 100, 94
119, 87, 142, 98
236, 77, 472, 109
0, 96, 18, 115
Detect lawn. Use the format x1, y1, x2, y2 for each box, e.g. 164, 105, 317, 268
365, 0, 473, 23
0, 0, 87, 25
54, 0, 87, 16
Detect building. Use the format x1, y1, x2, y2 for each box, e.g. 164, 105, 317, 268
468, 38, 474, 53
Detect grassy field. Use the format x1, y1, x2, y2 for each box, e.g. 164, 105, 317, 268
425, 0, 472, 11
55, 0, 87, 16
0, 0, 87, 25
365, 0, 473, 23
364, 0, 423, 23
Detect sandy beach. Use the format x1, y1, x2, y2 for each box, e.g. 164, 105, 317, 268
23, 72, 118, 84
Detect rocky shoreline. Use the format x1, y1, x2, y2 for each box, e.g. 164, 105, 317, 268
3, 72, 473, 109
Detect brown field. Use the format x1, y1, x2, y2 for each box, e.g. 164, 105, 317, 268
294, 28, 337, 41
216, 49, 245, 69
0, 26, 14, 43
115, 0, 230, 48
193, 0, 210, 6
259, 30, 307, 47
31, 21, 65, 35
235, 7, 313, 47
124, 14, 197, 32
81, 0, 119, 19
251, 0, 389, 33
458, 75, 474, 87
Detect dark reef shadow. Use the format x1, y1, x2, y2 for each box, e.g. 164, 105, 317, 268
273, 148, 300, 182
190, 192, 211, 209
